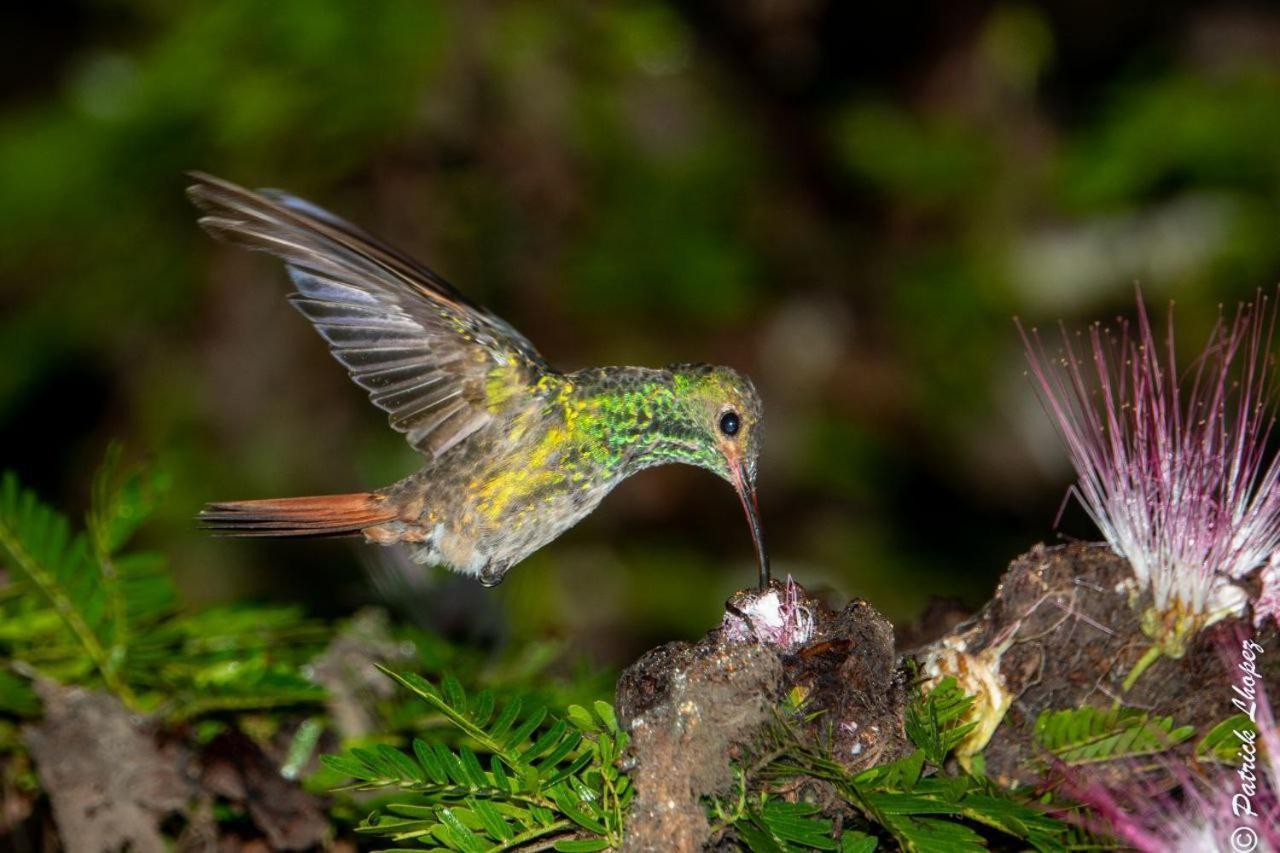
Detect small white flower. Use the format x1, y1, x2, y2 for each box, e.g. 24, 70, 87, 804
721, 576, 815, 651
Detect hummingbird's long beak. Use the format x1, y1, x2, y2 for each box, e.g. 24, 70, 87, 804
731, 462, 770, 590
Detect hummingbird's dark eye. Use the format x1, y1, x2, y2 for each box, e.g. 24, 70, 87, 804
719, 410, 741, 437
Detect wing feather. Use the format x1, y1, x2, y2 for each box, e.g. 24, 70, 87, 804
187, 172, 550, 457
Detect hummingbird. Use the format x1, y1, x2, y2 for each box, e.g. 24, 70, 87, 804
190, 173, 769, 588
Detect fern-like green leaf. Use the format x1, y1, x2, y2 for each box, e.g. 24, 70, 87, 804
1033, 705, 1194, 764
859, 776, 1074, 851
1195, 713, 1257, 764
840, 832, 878, 852
0, 459, 325, 719
880, 815, 986, 852
85, 444, 171, 669
553, 840, 610, 852
752, 801, 839, 850
0, 470, 133, 701
904, 676, 978, 766
762, 680, 1077, 853
736, 820, 789, 852
854, 749, 925, 791
332, 671, 629, 851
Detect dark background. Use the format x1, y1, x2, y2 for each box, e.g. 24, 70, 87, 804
4, 0, 1279, 665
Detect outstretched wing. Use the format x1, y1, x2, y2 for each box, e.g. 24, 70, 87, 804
187, 172, 551, 458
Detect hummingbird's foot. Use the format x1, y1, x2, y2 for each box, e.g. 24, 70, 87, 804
477, 563, 508, 588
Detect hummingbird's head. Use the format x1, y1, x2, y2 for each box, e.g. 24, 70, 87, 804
670, 364, 769, 588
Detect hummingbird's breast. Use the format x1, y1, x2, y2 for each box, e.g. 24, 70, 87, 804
386, 371, 637, 580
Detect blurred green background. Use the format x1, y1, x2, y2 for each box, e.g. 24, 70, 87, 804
4, 0, 1280, 665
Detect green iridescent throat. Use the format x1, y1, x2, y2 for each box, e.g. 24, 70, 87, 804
563, 367, 726, 482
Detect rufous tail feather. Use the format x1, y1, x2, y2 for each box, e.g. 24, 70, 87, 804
198, 493, 396, 538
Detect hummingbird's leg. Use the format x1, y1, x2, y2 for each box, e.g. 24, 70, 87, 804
477, 561, 509, 588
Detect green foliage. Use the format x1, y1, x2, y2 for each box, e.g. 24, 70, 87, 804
0, 450, 622, 847
325, 669, 631, 851
720, 677, 1078, 853
1033, 705, 1195, 766
1195, 713, 1258, 764
0, 450, 326, 718
854, 777, 1070, 852
845, 679, 1071, 852
733, 800, 855, 852
902, 676, 978, 767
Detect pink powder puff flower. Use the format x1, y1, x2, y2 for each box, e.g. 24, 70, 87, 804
1020, 291, 1280, 655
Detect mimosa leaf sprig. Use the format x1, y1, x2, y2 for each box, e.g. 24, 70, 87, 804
1062, 633, 1280, 851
